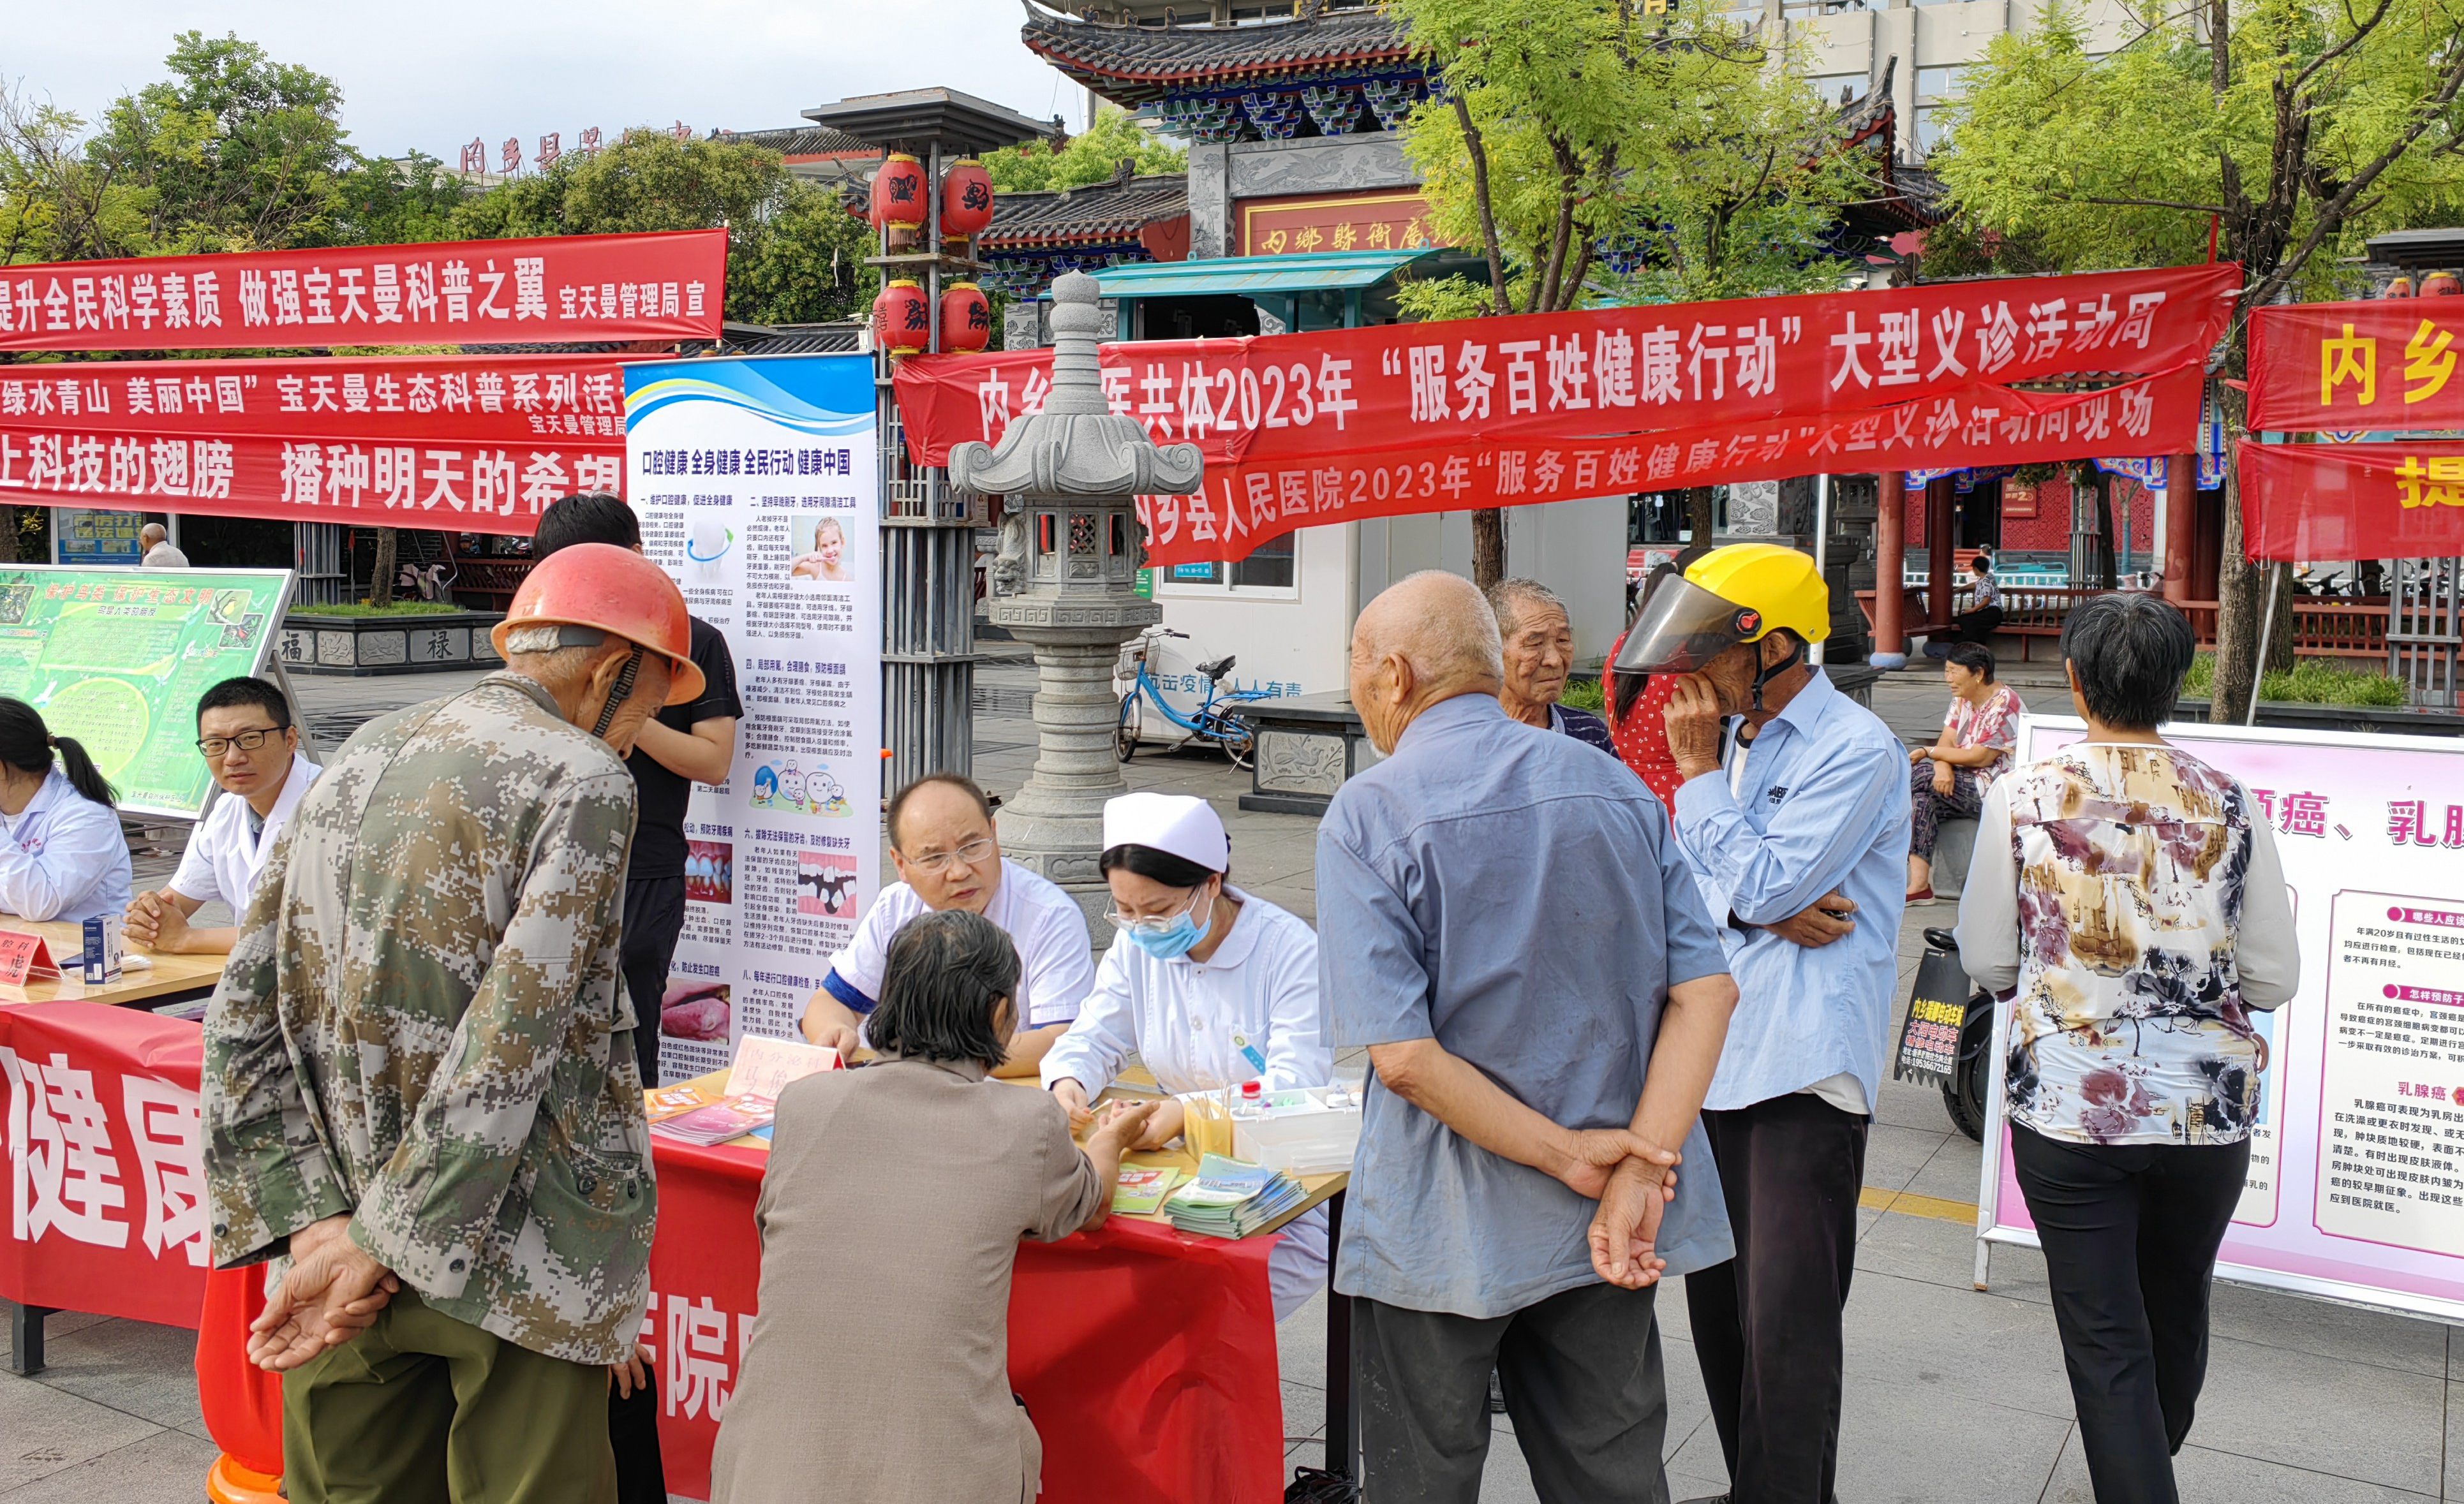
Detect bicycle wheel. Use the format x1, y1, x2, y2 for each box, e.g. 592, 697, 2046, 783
1115, 692, 1141, 762
1218, 712, 1256, 771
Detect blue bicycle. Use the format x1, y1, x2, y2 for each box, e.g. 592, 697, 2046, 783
1115, 626, 1273, 769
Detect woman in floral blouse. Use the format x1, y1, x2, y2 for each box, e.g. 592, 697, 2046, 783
1954, 593, 2297, 1504
1905, 642, 2023, 901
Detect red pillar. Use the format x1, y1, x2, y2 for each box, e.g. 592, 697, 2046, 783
1926, 478, 1956, 630
2162, 452, 2197, 606
1874, 471, 1906, 661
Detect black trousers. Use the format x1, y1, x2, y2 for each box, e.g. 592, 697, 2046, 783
620, 875, 688, 1089
1356, 1281, 1671, 1504
1686, 1093, 1869, 1504
609, 1366, 667, 1504
2010, 1126, 2250, 1504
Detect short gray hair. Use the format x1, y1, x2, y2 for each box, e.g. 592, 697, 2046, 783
1486, 578, 1568, 635
2059, 593, 2195, 730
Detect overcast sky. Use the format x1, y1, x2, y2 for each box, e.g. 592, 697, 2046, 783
10, 0, 1088, 162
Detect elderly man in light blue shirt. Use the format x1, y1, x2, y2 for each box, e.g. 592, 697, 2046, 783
1321, 570, 1738, 1504
1617, 543, 1910, 1504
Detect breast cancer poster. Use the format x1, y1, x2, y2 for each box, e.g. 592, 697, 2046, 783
1980, 716, 2464, 1323
624, 355, 882, 1082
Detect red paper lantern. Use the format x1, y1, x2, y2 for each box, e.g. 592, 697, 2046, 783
940, 159, 995, 239
2385, 274, 2418, 299
940, 281, 993, 353
872, 279, 930, 356
2424, 270, 2463, 297
870, 152, 928, 228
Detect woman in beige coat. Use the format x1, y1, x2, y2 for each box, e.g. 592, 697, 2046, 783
709, 909, 1153, 1504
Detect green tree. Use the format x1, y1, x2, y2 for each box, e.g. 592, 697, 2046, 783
1390, 0, 1874, 584
1933, 0, 2464, 719
87, 31, 358, 253
452, 129, 875, 325
982, 108, 1183, 194
332, 151, 464, 246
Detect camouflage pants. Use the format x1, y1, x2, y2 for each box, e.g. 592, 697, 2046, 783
281, 1289, 616, 1504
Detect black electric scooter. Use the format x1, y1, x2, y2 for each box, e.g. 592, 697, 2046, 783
1893, 927, 1998, 1141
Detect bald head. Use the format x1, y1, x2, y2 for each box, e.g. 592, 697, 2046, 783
1349, 571, 1504, 752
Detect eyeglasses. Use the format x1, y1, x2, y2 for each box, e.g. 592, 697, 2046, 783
196, 727, 282, 758
1104, 885, 1205, 936
905, 836, 996, 876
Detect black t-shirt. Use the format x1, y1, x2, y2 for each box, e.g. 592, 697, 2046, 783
626, 616, 743, 880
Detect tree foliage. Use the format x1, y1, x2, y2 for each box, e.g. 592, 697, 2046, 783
450, 129, 876, 326
1387, 0, 1878, 580
981, 109, 1184, 194
1393, 0, 1871, 314
1932, 0, 2464, 718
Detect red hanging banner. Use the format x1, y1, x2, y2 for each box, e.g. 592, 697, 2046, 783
0, 351, 637, 533
2248, 299, 2464, 433
896, 262, 2239, 467
1138, 367, 2204, 567
2235, 439, 2464, 561
0, 230, 727, 352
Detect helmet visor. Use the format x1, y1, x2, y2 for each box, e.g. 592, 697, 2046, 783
1612, 575, 1766, 675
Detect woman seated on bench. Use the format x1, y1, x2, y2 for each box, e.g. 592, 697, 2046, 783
1907, 642, 2023, 903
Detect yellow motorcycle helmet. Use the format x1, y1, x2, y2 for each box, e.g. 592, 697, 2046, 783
1613, 543, 1830, 676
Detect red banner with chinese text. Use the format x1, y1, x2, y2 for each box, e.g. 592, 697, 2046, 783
0, 351, 637, 533
2235, 439, 2464, 560
896, 263, 2238, 561
0, 1003, 211, 1327
2248, 299, 2464, 433
0, 229, 726, 352
1136, 367, 2204, 565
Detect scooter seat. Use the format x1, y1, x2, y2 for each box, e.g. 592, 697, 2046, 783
1922, 927, 1960, 952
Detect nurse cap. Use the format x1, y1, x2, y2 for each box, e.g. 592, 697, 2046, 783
1102, 792, 1229, 874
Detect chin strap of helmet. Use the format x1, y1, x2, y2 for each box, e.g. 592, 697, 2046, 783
1747, 635, 1804, 714
591, 645, 647, 739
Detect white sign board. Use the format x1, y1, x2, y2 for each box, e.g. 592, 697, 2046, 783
623, 355, 882, 1083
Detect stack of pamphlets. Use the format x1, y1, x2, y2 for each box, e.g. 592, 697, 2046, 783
1113, 1165, 1186, 1216
649, 1094, 776, 1146
1164, 1154, 1307, 1238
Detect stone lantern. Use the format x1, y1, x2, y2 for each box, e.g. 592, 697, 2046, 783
949, 270, 1203, 921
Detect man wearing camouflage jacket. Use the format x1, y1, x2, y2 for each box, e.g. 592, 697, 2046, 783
203, 545, 706, 1504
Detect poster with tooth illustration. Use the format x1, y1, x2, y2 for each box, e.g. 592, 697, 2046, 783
624, 355, 881, 1083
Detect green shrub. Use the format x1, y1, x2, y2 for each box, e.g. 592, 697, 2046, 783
2183, 653, 2407, 707
288, 600, 466, 617
1559, 675, 1606, 713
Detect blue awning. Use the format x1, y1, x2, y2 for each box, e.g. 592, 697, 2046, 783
1093, 248, 1451, 300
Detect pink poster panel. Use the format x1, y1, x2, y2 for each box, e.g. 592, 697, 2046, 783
1978, 716, 2464, 1323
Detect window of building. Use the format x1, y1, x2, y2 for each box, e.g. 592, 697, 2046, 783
1155, 531, 1300, 598
1810, 71, 1870, 104
1916, 65, 1969, 99
1915, 108, 1950, 151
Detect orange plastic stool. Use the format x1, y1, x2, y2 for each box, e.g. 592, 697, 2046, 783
205, 1453, 283, 1504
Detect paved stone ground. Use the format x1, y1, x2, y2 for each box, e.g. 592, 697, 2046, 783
6, 654, 2455, 1502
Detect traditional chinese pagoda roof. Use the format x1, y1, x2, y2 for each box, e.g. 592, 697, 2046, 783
1021, 1, 1416, 107
1825, 63, 1945, 233
716, 124, 875, 159
983, 163, 1189, 253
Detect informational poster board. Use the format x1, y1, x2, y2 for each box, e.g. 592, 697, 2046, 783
623, 355, 881, 1084
52, 510, 148, 566
1979, 715, 2464, 1323
0, 566, 292, 820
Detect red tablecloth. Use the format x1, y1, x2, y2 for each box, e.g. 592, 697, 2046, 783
648, 1136, 1288, 1503
2, 1004, 1291, 1503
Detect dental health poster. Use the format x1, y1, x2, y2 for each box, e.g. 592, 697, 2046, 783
624, 355, 882, 1083
1979, 716, 2464, 1323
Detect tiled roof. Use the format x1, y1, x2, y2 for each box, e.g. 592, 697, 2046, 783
1021, 4, 1416, 105
725, 321, 864, 356
983, 165, 1188, 250
716, 125, 875, 158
